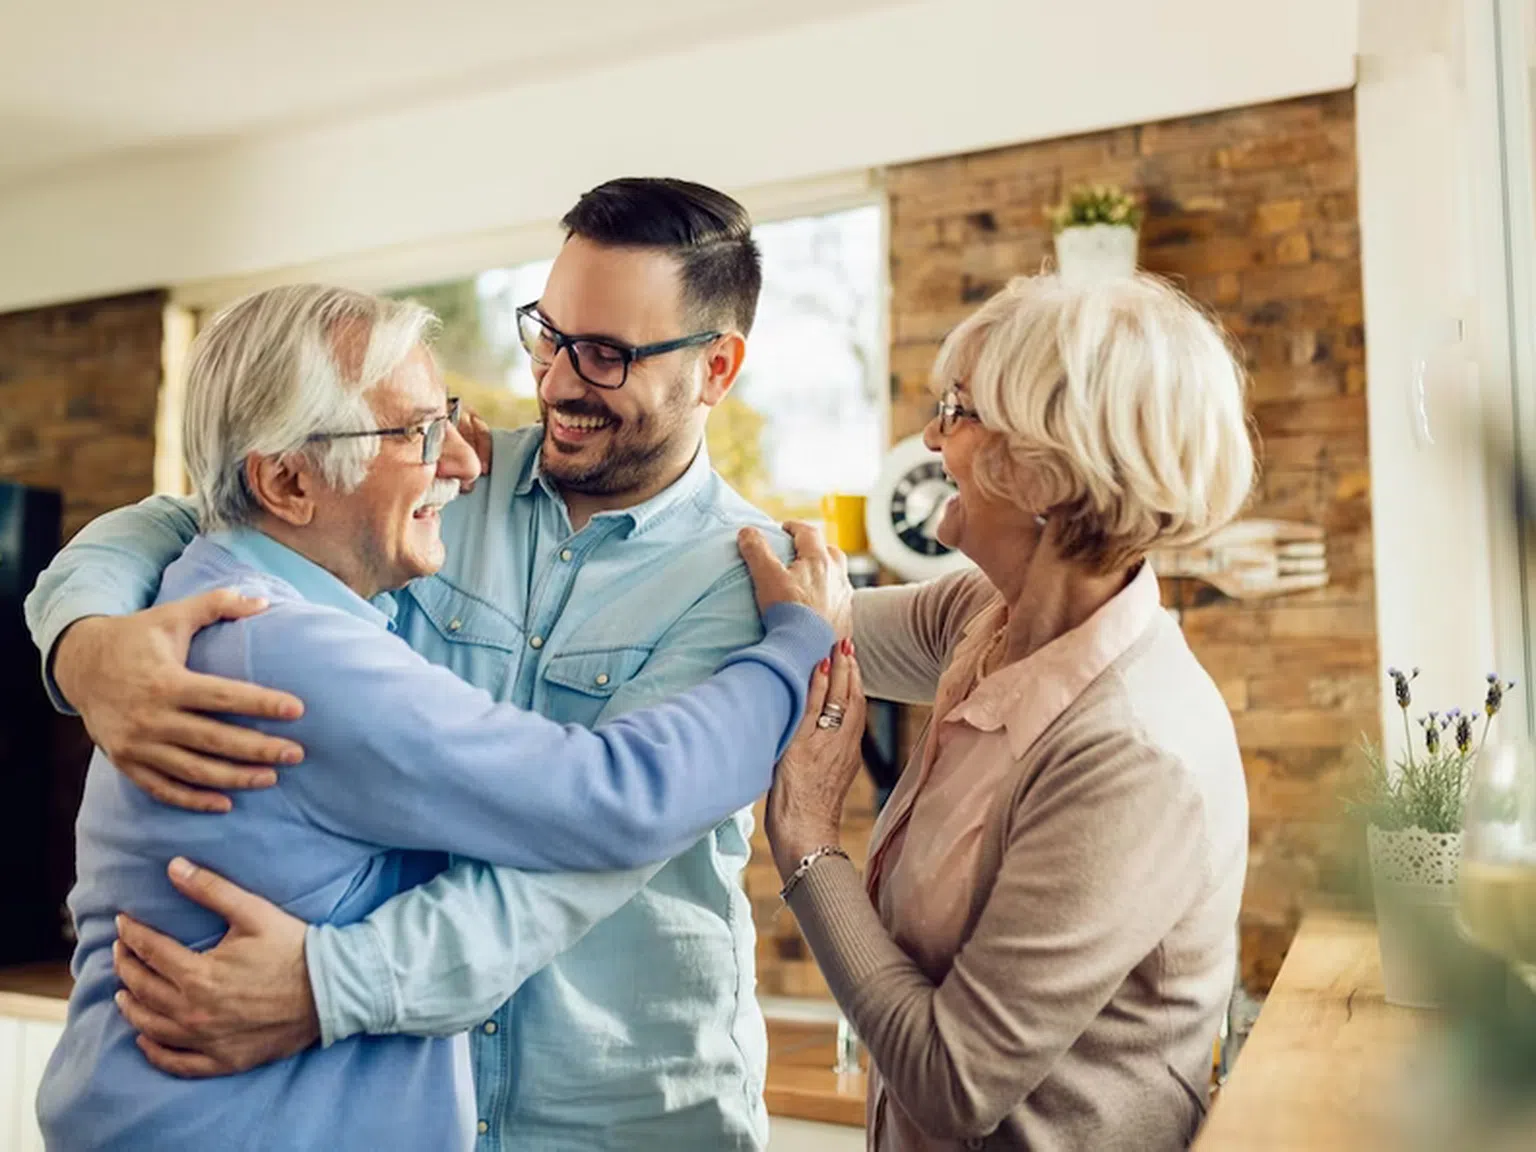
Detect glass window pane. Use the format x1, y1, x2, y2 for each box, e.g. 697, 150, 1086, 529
737, 205, 885, 517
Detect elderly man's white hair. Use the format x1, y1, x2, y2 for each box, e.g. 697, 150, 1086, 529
183, 284, 438, 531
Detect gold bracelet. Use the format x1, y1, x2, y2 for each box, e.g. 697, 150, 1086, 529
779, 845, 850, 902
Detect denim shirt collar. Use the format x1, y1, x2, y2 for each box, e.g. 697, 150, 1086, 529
205, 528, 398, 630
511, 427, 713, 536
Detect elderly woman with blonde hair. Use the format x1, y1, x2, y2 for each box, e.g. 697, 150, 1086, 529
756, 271, 1254, 1151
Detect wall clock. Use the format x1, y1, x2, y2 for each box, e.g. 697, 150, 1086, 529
863, 434, 975, 582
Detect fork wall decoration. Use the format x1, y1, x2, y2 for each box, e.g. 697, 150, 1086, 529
1148, 519, 1329, 619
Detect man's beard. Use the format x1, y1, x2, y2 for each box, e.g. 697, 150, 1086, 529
539, 372, 695, 496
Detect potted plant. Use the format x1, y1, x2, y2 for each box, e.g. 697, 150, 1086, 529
1349, 666, 1515, 1007
1045, 183, 1142, 283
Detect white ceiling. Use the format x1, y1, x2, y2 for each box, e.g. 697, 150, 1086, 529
0, 0, 901, 187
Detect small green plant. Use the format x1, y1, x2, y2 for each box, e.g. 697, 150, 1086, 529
1045, 183, 1143, 234
1348, 667, 1516, 834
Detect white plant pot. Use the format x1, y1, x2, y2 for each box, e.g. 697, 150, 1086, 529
1366, 826, 1463, 1008
1052, 224, 1139, 284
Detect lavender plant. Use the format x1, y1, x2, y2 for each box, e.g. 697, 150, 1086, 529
1350, 667, 1515, 834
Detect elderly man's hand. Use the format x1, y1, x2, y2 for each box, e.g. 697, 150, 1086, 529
112, 858, 318, 1077
738, 521, 853, 638
53, 591, 306, 813
458, 405, 494, 492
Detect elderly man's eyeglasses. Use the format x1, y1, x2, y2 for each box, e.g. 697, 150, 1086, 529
307, 397, 462, 465
516, 303, 720, 390
936, 388, 980, 435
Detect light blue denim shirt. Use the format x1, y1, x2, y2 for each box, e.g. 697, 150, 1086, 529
33, 524, 828, 1151
26, 427, 802, 1151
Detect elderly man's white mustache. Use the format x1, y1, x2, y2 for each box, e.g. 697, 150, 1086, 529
412, 478, 461, 518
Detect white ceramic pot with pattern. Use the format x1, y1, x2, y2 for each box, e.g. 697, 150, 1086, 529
1366, 825, 1464, 1008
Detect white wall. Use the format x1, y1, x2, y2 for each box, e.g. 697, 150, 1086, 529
0, 1012, 62, 1152
0, 0, 1357, 313
1355, 0, 1532, 740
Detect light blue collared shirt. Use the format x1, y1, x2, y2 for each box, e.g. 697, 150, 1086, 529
26, 428, 805, 1150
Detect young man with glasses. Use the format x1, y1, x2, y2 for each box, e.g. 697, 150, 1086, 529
27, 179, 845, 1150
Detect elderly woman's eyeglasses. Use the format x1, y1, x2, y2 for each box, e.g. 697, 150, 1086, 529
307, 397, 462, 465
936, 388, 980, 435
516, 303, 721, 390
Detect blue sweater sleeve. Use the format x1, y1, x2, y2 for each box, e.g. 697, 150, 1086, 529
247, 600, 831, 871
23, 495, 200, 712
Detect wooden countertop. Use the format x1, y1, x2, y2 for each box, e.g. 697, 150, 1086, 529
1197, 909, 1536, 1151
0, 960, 71, 1024
764, 1017, 866, 1127
1193, 909, 1432, 1152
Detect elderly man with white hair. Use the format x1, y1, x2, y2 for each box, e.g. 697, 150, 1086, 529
755, 271, 1256, 1151
34, 284, 844, 1152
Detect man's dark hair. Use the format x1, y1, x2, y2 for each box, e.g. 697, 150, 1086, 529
561, 177, 762, 335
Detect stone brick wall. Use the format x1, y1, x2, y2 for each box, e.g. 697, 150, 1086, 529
0, 291, 167, 539
747, 90, 1376, 997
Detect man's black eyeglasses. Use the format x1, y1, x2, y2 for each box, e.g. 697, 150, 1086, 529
516, 303, 720, 390
307, 397, 462, 465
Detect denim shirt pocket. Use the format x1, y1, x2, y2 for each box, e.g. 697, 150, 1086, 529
542, 645, 653, 729
401, 577, 526, 700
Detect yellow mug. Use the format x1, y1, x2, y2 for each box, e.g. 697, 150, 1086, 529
821, 493, 868, 555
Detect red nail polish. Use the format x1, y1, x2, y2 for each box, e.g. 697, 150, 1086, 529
819, 658, 831, 674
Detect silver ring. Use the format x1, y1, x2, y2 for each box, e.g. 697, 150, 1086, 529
816, 712, 844, 730
821, 701, 846, 717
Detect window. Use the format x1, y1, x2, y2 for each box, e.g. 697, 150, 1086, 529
390, 204, 885, 520
737, 206, 885, 513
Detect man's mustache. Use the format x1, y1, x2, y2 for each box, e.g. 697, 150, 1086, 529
413, 479, 462, 512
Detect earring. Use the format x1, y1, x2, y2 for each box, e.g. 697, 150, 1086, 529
1033, 513, 1048, 527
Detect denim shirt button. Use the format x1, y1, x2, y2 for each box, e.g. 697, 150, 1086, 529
483, 1020, 497, 1034
447, 618, 462, 632
529, 635, 544, 649
559, 548, 574, 562
477, 1120, 489, 1134
595, 673, 609, 687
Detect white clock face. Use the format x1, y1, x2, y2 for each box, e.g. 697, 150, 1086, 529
865, 435, 975, 582
888, 460, 954, 557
